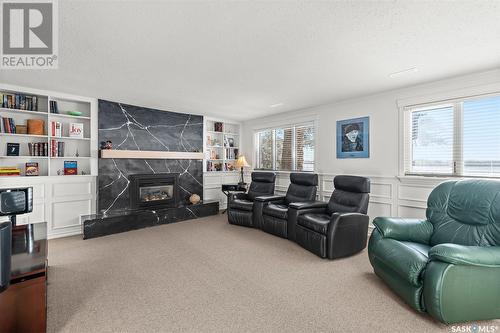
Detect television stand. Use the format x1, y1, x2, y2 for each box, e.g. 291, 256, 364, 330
0, 223, 48, 333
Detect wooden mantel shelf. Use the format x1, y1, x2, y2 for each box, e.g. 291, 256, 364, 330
99, 149, 204, 160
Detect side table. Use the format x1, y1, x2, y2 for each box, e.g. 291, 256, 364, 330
221, 184, 247, 214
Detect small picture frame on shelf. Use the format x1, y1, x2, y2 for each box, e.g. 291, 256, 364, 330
214, 122, 223, 132
25, 162, 39, 176
227, 137, 234, 147
69, 123, 84, 138
6, 142, 20, 156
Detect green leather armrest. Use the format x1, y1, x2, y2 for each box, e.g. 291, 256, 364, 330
429, 244, 500, 267
372, 217, 433, 244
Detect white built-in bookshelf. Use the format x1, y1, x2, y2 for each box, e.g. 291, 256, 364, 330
0, 85, 97, 177
205, 119, 241, 172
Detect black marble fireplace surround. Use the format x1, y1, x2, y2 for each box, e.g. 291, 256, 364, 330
97, 99, 204, 214
83, 100, 218, 239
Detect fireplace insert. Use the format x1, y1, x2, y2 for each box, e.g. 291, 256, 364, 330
129, 173, 179, 209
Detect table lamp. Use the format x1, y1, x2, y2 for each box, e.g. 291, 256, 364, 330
235, 155, 250, 185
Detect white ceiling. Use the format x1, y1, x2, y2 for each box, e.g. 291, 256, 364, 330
1, 0, 500, 121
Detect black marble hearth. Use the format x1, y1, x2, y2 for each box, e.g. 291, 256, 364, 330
82, 201, 219, 239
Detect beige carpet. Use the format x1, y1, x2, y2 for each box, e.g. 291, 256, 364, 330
47, 215, 499, 333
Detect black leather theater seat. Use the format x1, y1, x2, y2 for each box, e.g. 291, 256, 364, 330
230, 199, 254, 211
257, 173, 318, 239
227, 172, 276, 228
292, 175, 370, 259
263, 203, 288, 219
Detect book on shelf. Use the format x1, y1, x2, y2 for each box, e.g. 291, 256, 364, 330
64, 160, 77, 175
50, 140, 65, 157
49, 100, 59, 114
1, 92, 38, 111
69, 123, 83, 138
25, 162, 39, 176
28, 142, 49, 156
225, 148, 239, 160
1, 117, 16, 133
0, 167, 21, 176
50, 121, 62, 137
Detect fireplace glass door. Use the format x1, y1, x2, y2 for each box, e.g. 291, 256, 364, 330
139, 184, 174, 203
129, 173, 179, 209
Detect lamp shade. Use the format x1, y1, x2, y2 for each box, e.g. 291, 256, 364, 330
235, 155, 250, 168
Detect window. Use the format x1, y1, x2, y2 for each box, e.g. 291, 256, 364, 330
404, 94, 500, 177
255, 122, 315, 171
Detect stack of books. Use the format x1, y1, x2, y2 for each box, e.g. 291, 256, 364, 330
1, 117, 16, 133
50, 140, 65, 157
0, 167, 21, 176
50, 121, 62, 137
49, 100, 59, 113
0, 93, 38, 111
28, 142, 49, 156
225, 148, 239, 160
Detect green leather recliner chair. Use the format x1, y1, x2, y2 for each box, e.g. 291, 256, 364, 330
368, 179, 500, 324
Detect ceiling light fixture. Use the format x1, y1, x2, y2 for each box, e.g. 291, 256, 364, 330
269, 103, 284, 108
389, 67, 418, 78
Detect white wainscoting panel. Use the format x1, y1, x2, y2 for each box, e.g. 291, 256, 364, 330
0, 176, 96, 239
52, 199, 92, 230
204, 171, 450, 223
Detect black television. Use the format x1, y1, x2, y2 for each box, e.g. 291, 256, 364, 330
0, 187, 33, 293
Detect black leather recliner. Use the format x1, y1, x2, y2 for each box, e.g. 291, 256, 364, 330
227, 172, 276, 228
256, 173, 318, 239
293, 175, 370, 259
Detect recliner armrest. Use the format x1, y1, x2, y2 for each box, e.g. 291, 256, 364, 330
289, 201, 327, 210
331, 212, 369, 225
230, 192, 248, 201
254, 195, 285, 202
373, 217, 433, 244
429, 244, 500, 267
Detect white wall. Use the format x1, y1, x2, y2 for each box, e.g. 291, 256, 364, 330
241, 69, 500, 219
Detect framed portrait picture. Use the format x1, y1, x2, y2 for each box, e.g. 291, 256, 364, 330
336, 116, 369, 158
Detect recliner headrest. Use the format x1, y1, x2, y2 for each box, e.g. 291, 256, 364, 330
334, 175, 370, 193
251, 172, 276, 183
290, 173, 318, 186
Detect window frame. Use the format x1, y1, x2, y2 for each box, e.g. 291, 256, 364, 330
254, 121, 316, 172
401, 92, 500, 178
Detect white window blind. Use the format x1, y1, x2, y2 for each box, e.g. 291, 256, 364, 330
255, 122, 315, 171
404, 94, 500, 177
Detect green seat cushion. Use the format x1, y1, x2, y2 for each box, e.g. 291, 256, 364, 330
372, 238, 431, 287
